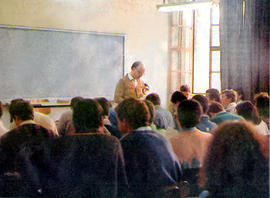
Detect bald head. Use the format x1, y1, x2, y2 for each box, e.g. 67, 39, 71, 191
131, 61, 145, 79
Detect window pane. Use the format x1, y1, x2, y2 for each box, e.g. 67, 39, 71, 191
171, 27, 179, 47
183, 10, 193, 26
211, 51, 220, 72
171, 71, 181, 91
211, 73, 221, 91
193, 8, 210, 93
211, 26, 220, 46
171, 51, 179, 71
211, 5, 219, 24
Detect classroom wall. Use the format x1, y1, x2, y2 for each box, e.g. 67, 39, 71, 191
0, 0, 169, 123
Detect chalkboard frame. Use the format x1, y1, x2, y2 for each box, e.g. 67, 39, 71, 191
0, 25, 125, 104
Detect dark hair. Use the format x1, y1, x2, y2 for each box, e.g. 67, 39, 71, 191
73, 99, 103, 132
95, 97, 110, 116
70, 96, 83, 109
207, 92, 221, 103
177, 100, 202, 128
192, 94, 209, 114
115, 98, 149, 130
144, 100, 155, 125
9, 100, 34, 121
145, 93, 161, 106
221, 89, 237, 102
206, 88, 219, 95
208, 102, 224, 114
170, 91, 187, 104
202, 121, 268, 197
236, 101, 260, 125
180, 85, 190, 92
131, 61, 143, 69
254, 93, 269, 119
235, 87, 245, 101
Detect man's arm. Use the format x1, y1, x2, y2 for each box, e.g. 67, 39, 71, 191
114, 79, 125, 104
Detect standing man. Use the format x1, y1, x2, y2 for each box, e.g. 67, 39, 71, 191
114, 61, 146, 104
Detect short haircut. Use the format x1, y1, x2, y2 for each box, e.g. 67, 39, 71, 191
177, 99, 202, 128
95, 97, 110, 116
170, 91, 187, 104
236, 101, 260, 125
70, 96, 83, 109
73, 99, 104, 133
180, 85, 190, 92
144, 100, 155, 125
221, 89, 237, 102
192, 94, 209, 114
208, 101, 224, 114
131, 61, 142, 69
206, 88, 219, 95
208, 92, 221, 103
115, 98, 150, 130
9, 100, 34, 121
254, 93, 269, 119
145, 93, 161, 106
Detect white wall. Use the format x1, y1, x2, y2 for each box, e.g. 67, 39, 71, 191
0, 0, 170, 125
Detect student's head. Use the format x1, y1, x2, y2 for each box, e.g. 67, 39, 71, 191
235, 87, 245, 102
115, 98, 149, 134
236, 101, 260, 125
70, 96, 83, 110
192, 94, 209, 114
177, 99, 202, 129
130, 61, 145, 79
221, 89, 237, 107
145, 93, 161, 106
9, 100, 34, 124
254, 93, 269, 119
208, 101, 224, 117
180, 85, 190, 98
144, 100, 155, 125
95, 97, 110, 117
73, 99, 104, 133
201, 121, 268, 197
170, 91, 187, 105
206, 88, 221, 103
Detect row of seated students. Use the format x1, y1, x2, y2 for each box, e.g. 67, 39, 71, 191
0, 88, 268, 197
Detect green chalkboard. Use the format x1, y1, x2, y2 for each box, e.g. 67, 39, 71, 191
0, 26, 125, 101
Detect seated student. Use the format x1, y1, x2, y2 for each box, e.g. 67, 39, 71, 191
199, 121, 269, 198
208, 101, 243, 125
145, 93, 175, 129
205, 88, 221, 103
115, 98, 182, 197
170, 100, 213, 169
180, 84, 190, 99
17, 99, 128, 197
169, 100, 213, 196
236, 101, 269, 135
9, 99, 59, 136
144, 100, 166, 135
0, 100, 56, 173
169, 91, 187, 127
57, 96, 83, 136
95, 97, 122, 139
254, 92, 269, 129
192, 95, 217, 133
0, 101, 7, 136
221, 89, 237, 113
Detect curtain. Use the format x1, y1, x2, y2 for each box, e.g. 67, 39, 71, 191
220, 0, 269, 100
